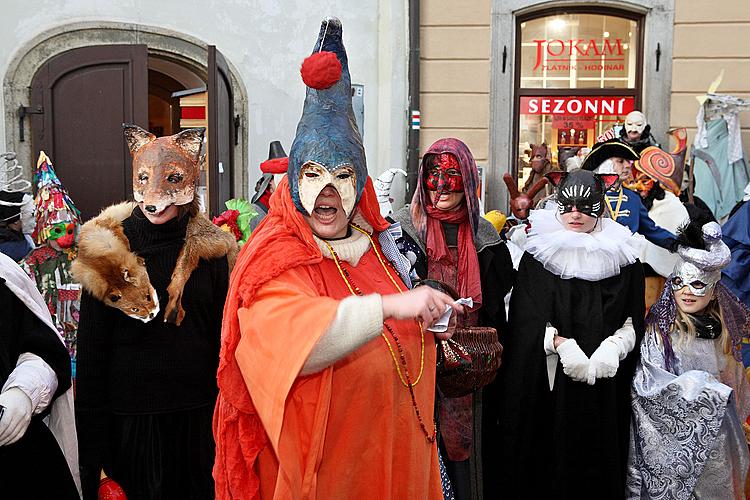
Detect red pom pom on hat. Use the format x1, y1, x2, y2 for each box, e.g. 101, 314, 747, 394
300, 51, 342, 90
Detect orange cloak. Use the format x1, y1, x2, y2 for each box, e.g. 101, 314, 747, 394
214, 178, 442, 499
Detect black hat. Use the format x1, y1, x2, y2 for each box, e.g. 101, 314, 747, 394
581, 140, 639, 171
252, 141, 288, 204
0, 190, 24, 223
268, 141, 286, 160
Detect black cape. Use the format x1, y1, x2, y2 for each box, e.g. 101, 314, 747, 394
0, 280, 78, 499
493, 253, 644, 499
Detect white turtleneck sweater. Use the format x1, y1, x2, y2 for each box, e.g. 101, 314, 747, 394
300, 215, 386, 375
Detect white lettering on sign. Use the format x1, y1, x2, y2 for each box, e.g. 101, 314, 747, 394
520, 97, 635, 116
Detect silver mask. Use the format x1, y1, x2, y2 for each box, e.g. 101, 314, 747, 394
670, 263, 720, 297
672, 221, 731, 297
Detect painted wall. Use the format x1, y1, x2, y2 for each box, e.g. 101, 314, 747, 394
420, 0, 491, 164
0, 0, 408, 194
670, 0, 750, 148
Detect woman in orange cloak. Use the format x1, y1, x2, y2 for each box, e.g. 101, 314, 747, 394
213, 18, 459, 500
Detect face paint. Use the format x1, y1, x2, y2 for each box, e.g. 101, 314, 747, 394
670, 262, 720, 297
424, 153, 463, 208
298, 162, 357, 217
47, 221, 76, 248
624, 111, 647, 138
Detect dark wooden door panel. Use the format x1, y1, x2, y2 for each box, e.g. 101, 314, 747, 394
31, 45, 148, 221
208, 45, 234, 217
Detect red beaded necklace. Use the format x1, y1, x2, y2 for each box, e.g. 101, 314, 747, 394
321, 224, 437, 443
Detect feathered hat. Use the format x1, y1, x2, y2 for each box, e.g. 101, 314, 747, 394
288, 17, 367, 216
31, 151, 81, 245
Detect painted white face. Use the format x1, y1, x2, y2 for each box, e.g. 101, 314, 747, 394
298, 162, 357, 217
624, 111, 647, 138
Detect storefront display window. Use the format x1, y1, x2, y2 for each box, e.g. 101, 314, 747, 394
514, 9, 642, 184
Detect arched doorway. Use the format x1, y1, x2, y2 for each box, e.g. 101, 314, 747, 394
4, 22, 248, 220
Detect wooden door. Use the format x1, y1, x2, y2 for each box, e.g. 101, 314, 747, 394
31, 45, 148, 221
207, 46, 234, 217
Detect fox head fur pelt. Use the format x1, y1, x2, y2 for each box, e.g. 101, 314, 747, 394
73, 201, 239, 325
72, 202, 160, 322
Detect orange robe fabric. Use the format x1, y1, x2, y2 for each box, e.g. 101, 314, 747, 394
214, 177, 442, 500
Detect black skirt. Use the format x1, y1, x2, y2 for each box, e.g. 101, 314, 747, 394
109, 404, 215, 500
0, 419, 79, 499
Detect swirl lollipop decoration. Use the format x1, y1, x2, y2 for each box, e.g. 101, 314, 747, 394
634, 146, 681, 196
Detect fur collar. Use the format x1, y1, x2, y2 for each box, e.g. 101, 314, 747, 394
73, 201, 238, 325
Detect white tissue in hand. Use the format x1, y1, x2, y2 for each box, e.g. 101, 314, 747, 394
427, 298, 473, 332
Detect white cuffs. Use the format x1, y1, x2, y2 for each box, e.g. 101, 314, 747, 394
2, 352, 59, 415
300, 294, 384, 375
610, 317, 636, 360
544, 324, 558, 355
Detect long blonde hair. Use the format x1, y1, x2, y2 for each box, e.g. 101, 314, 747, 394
672, 297, 730, 355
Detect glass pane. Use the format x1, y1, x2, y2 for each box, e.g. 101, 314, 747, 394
516, 95, 634, 188
519, 14, 638, 89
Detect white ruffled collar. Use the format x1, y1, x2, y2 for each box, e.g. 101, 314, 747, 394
314, 213, 373, 266
524, 209, 643, 280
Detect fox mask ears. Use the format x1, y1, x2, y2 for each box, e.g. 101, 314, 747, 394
123, 124, 205, 163
596, 173, 620, 191
545, 171, 567, 187
123, 124, 155, 156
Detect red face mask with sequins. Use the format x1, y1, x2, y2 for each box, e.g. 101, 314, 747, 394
424, 153, 464, 194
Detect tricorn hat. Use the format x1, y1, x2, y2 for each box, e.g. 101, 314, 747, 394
581, 140, 639, 171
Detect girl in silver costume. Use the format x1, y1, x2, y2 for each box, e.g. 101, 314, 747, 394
628, 220, 750, 499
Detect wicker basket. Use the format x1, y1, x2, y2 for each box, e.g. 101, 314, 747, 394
438, 325, 503, 398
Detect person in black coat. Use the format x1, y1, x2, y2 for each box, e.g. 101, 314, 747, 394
392, 138, 514, 500
0, 253, 78, 498
495, 170, 645, 499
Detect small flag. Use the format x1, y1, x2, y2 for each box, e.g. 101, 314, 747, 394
411, 110, 421, 130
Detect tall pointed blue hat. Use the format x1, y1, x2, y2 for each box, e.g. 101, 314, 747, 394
288, 17, 367, 217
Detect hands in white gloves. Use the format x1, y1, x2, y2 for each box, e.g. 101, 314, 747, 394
0, 387, 33, 446
587, 341, 620, 384
586, 317, 636, 385
556, 339, 590, 383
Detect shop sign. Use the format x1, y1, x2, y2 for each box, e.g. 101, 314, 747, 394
552, 115, 596, 129
532, 38, 626, 72
520, 96, 635, 116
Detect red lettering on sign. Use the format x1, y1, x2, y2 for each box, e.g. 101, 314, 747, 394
532, 38, 627, 72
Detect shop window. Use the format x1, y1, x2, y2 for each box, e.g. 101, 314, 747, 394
514, 9, 642, 185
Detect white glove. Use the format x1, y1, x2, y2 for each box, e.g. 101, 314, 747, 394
0, 387, 33, 446
587, 317, 636, 385
556, 339, 590, 383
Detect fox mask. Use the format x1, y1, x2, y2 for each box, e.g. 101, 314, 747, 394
123, 124, 204, 214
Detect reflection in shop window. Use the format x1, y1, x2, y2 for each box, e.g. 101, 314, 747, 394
515, 11, 641, 193
520, 14, 637, 90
